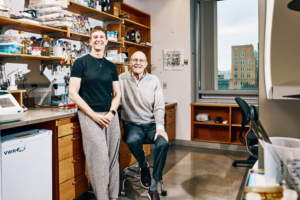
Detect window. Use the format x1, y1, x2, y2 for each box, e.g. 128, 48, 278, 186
234, 81, 238, 86
241, 81, 244, 86
247, 74, 251, 79
247, 59, 251, 64
241, 74, 244, 79
247, 67, 251, 71
195, 0, 259, 92
247, 81, 251, 84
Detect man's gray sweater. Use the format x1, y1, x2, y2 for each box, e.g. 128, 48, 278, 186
119, 70, 165, 131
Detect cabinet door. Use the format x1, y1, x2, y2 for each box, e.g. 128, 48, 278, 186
59, 153, 86, 184
58, 122, 81, 137
166, 122, 176, 142
59, 173, 89, 200
58, 132, 84, 161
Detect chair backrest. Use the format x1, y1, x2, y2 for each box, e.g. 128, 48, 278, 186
250, 105, 259, 122
235, 97, 251, 145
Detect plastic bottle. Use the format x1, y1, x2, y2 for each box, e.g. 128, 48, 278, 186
38, 38, 43, 47
41, 35, 51, 56
67, 42, 72, 51
26, 38, 32, 55
246, 193, 261, 200
71, 13, 78, 33
58, 40, 64, 48
19, 31, 27, 54
49, 38, 55, 57
84, 17, 91, 35
71, 44, 77, 59
31, 36, 41, 56
81, 42, 88, 56
95, 0, 102, 10
281, 189, 298, 200
78, 15, 85, 34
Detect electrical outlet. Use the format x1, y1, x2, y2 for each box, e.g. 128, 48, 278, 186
163, 82, 167, 89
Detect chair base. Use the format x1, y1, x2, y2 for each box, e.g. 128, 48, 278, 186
232, 156, 257, 167
120, 166, 167, 196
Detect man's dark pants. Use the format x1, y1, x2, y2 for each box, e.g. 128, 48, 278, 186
122, 122, 169, 181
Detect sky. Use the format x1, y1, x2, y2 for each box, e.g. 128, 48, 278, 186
217, 0, 258, 71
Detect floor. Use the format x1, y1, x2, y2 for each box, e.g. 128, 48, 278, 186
75, 145, 251, 200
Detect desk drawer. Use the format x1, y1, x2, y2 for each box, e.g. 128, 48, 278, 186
166, 113, 175, 125
166, 108, 175, 116
58, 132, 84, 161
59, 153, 86, 184
59, 172, 89, 200
58, 122, 81, 138
56, 117, 79, 126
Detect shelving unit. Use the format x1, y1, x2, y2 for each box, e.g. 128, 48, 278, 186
191, 103, 250, 145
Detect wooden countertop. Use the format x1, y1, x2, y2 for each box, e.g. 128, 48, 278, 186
0, 102, 177, 130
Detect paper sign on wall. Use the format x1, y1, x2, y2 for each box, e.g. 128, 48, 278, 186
163, 49, 184, 70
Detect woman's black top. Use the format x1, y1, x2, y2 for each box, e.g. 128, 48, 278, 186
70, 54, 119, 112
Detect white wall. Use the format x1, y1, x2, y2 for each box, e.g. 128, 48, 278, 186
125, 0, 192, 141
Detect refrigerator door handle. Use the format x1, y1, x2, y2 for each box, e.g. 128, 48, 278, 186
72, 158, 81, 163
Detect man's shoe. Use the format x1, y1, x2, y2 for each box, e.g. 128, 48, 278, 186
147, 189, 160, 200
140, 167, 151, 188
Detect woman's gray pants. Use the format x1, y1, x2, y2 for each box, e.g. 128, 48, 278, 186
78, 111, 120, 200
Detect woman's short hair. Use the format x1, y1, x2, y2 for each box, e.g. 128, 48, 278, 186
90, 26, 107, 39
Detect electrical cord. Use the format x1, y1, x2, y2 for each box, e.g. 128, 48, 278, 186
26, 87, 37, 107
23, 84, 65, 108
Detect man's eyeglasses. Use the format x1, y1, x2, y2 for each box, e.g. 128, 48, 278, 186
131, 58, 146, 64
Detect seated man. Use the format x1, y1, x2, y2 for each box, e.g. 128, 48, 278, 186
119, 51, 169, 200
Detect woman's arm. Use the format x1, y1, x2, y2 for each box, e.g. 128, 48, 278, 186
69, 77, 110, 127
104, 81, 121, 121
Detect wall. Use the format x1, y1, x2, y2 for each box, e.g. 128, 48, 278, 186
124, 0, 192, 141
259, 0, 300, 138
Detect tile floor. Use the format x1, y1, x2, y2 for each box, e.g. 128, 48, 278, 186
75, 145, 251, 200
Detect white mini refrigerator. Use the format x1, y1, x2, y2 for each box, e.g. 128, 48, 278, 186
1, 129, 52, 200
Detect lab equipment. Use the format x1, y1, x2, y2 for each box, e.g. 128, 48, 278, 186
1, 129, 52, 200
7, 68, 22, 91
0, 90, 23, 124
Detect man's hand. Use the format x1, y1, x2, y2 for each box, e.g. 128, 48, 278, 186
154, 129, 168, 142
91, 113, 111, 128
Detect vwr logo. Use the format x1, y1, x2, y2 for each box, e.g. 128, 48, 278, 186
4, 145, 26, 155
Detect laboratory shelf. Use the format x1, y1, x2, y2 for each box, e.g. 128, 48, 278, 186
65, 1, 121, 22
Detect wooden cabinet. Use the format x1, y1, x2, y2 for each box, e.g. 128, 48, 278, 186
34, 116, 89, 200
191, 103, 249, 145
165, 105, 176, 143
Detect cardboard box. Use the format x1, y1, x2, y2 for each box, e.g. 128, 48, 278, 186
111, 2, 120, 17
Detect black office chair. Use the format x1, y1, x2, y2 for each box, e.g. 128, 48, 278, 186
232, 97, 259, 167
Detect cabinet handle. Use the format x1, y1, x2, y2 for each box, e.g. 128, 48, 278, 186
71, 137, 80, 141
169, 116, 174, 118
72, 158, 81, 163
71, 126, 80, 129
72, 179, 81, 185
170, 124, 175, 127
169, 110, 174, 113
128, 153, 132, 156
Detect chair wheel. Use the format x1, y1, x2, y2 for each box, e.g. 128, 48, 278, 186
120, 191, 126, 196
161, 190, 167, 196
232, 163, 237, 167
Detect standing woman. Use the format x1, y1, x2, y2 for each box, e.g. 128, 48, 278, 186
69, 26, 121, 200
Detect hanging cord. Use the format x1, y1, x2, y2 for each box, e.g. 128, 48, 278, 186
23, 84, 65, 108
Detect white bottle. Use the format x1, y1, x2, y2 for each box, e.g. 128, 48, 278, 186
246, 193, 261, 200
281, 189, 298, 200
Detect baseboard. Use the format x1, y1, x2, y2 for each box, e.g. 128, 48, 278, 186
155, 139, 248, 152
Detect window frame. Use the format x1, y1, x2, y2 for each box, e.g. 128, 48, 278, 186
241, 74, 244, 79
234, 67, 238, 72
241, 66, 244, 72
234, 74, 238, 79
193, 0, 259, 102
